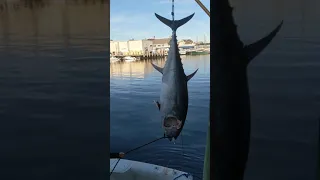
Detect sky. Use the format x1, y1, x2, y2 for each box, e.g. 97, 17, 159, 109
110, 0, 210, 42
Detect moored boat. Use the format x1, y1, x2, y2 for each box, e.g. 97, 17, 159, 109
186, 49, 209, 55
179, 48, 187, 55
123, 56, 137, 62
110, 56, 120, 63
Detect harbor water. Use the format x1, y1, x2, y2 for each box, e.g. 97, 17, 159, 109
110, 55, 210, 178
0, 0, 319, 180
0, 1, 110, 179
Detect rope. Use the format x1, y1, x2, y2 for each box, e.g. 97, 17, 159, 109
171, 0, 174, 21
176, 136, 202, 180
109, 158, 121, 176
110, 136, 167, 176
180, 132, 185, 172
125, 136, 166, 154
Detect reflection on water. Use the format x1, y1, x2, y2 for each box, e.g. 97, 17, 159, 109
110, 59, 164, 79
110, 0, 320, 177
0, 0, 109, 55
0, 1, 109, 179
110, 55, 209, 80
110, 55, 210, 178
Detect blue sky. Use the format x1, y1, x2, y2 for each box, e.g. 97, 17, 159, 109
110, 0, 210, 42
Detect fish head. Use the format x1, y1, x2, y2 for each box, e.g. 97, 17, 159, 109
162, 115, 183, 140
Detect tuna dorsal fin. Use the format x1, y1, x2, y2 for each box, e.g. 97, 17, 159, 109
155, 13, 195, 31
151, 62, 163, 74
186, 69, 198, 81
244, 21, 283, 64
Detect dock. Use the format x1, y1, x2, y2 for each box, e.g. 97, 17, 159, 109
112, 52, 166, 60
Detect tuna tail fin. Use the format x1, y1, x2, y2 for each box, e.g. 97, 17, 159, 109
155, 13, 195, 31
245, 20, 283, 64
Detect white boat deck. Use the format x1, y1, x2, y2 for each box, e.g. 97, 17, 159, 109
110, 159, 193, 180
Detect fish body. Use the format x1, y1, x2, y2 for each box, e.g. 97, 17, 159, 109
210, 0, 283, 180
152, 13, 198, 141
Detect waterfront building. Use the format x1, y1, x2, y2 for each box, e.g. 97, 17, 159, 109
127, 39, 153, 54
147, 38, 170, 52
110, 39, 153, 55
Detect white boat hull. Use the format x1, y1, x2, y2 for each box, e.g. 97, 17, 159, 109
110, 57, 120, 63
110, 59, 120, 63
123, 56, 136, 62
110, 159, 193, 180
124, 59, 136, 62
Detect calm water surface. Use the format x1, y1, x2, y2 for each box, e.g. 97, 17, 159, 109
0, 0, 319, 180
110, 31, 320, 180
0, 1, 109, 179
110, 55, 210, 178
109, 38, 320, 180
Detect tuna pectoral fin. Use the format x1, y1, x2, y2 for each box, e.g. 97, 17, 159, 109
245, 20, 283, 63
155, 13, 195, 31
153, 100, 160, 110
151, 62, 163, 74
186, 69, 199, 81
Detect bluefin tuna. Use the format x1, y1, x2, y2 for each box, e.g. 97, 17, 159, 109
151, 12, 198, 141
210, 0, 283, 179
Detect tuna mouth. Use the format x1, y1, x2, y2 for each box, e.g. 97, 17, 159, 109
163, 116, 182, 130
163, 116, 182, 139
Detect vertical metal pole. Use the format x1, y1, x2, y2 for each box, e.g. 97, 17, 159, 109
202, 121, 210, 180
194, 0, 210, 17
